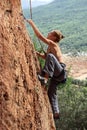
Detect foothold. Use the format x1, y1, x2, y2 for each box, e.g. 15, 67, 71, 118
16, 25, 21, 30
3, 92, 9, 101
5, 10, 12, 14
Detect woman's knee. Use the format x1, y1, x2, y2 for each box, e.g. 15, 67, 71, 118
47, 53, 54, 59
47, 53, 58, 63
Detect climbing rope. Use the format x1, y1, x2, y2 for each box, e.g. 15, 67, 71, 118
21, 0, 45, 53
29, 0, 32, 19
29, 0, 45, 53
27, 0, 32, 19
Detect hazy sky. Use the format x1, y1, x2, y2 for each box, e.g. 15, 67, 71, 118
21, 0, 54, 8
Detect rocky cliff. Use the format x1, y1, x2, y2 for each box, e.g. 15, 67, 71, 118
0, 0, 56, 130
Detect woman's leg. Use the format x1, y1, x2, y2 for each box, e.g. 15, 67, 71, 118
48, 78, 60, 118
38, 53, 63, 85
42, 53, 63, 78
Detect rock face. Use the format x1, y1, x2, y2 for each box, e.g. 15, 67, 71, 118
0, 0, 56, 130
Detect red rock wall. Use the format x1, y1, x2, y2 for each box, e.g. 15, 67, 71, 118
0, 0, 56, 130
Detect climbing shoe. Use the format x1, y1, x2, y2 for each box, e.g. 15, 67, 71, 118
54, 113, 60, 120
38, 74, 47, 85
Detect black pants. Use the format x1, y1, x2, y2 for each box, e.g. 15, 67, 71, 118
42, 53, 65, 114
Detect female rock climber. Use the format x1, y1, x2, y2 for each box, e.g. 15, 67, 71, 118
27, 19, 67, 119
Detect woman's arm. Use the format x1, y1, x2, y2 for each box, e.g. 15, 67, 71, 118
27, 19, 55, 46
36, 51, 46, 59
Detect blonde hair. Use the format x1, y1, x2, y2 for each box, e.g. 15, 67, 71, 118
52, 30, 64, 42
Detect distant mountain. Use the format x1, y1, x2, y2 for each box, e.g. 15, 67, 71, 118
23, 0, 87, 54
21, 0, 54, 9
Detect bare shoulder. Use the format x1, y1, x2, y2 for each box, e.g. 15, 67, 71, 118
37, 35, 56, 46
48, 40, 57, 46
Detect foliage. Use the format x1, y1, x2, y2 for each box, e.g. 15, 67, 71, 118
72, 78, 87, 87
55, 77, 87, 130
23, 0, 87, 55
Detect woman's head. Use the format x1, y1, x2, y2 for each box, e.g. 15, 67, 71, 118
47, 30, 64, 43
